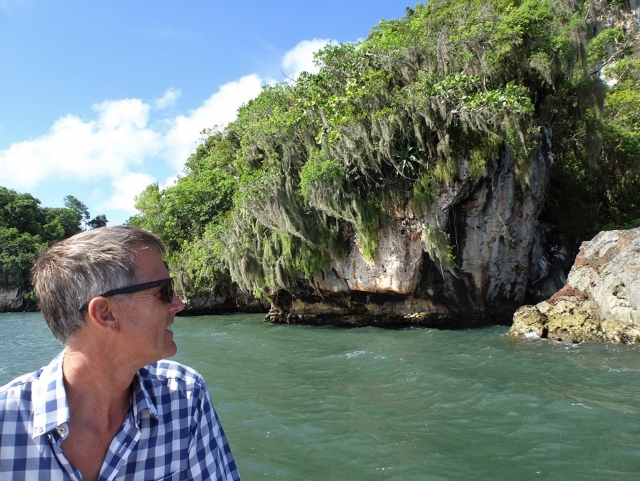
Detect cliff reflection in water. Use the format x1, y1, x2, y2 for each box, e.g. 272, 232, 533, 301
2, 312, 640, 480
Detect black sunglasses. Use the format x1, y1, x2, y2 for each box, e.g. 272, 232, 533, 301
79, 278, 174, 312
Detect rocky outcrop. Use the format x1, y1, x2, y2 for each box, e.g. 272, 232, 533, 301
0, 282, 269, 316
0, 287, 24, 312
180, 283, 269, 316
266, 129, 558, 327
509, 227, 640, 343
587, 0, 640, 39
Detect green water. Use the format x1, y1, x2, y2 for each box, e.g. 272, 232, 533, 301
1, 312, 640, 480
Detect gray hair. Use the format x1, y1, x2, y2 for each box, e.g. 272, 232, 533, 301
32, 226, 165, 343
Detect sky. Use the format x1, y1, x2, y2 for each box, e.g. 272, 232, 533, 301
0, 0, 413, 226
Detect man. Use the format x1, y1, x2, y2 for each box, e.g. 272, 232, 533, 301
0, 226, 241, 481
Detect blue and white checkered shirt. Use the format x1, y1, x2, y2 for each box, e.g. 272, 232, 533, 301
0, 350, 241, 481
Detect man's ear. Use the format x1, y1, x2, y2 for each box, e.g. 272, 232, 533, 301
86, 297, 120, 332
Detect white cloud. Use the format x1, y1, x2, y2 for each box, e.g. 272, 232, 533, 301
154, 88, 181, 109
0, 98, 161, 189
282, 39, 333, 80
96, 172, 156, 215
0, 76, 263, 192
162, 74, 263, 169
160, 175, 179, 190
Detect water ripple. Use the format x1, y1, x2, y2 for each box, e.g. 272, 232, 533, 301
3, 313, 640, 480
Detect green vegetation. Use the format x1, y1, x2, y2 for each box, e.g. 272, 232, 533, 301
0, 188, 106, 291
131, 0, 640, 298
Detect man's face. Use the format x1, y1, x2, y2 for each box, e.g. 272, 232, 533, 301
119, 246, 184, 366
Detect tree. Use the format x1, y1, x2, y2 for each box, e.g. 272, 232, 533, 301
0, 187, 44, 236
0, 228, 40, 287
42, 207, 83, 241
63, 195, 90, 227
87, 214, 108, 229
0, 187, 97, 290
63, 194, 108, 230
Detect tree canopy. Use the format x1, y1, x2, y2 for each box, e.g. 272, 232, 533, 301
0, 187, 107, 289
130, 0, 640, 299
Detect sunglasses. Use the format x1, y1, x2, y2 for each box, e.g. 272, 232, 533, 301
79, 278, 174, 312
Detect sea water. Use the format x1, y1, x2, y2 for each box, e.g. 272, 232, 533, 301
1, 312, 639, 480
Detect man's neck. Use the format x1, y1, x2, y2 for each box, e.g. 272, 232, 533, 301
60, 347, 136, 481
63, 346, 136, 413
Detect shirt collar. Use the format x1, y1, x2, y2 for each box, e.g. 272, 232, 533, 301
132, 369, 159, 427
32, 350, 70, 438
31, 349, 160, 438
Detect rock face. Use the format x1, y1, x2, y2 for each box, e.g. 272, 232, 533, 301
0, 287, 24, 312
181, 283, 269, 316
509, 227, 640, 343
267, 129, 559, 327
587, 0, 640, 39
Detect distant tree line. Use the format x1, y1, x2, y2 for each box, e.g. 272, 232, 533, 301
0, 187, 107, 292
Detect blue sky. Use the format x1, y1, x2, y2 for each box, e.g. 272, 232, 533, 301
0, 0, 413, 226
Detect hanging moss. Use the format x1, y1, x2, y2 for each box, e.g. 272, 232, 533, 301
422, 225, 457, 273
299, 150, 346, 200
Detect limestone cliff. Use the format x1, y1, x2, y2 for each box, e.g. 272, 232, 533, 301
0, 287, 23, 313
180, 283, 269, 316
509, 227, 640, 343
266, 129, 561, 327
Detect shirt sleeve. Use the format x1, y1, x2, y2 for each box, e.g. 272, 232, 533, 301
186, 379, 241, 481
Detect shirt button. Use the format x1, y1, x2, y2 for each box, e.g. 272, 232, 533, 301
57, 424, 68, 436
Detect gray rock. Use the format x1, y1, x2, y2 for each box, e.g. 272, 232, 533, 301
267, 128, 555, 326
510, 227, 640, 343
181, 282, 269, 316
0, 287, 23, 312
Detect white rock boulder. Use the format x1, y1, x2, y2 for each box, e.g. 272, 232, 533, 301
510, 227, 640, 343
